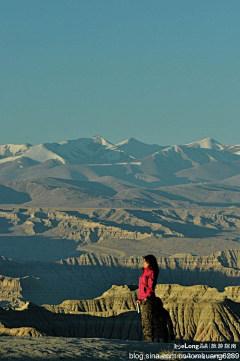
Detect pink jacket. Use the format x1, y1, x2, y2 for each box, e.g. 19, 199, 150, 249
138, 267, 158, 300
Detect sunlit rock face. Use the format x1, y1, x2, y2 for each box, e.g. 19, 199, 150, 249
0, 284, 239, 342
0, 249, 240, 307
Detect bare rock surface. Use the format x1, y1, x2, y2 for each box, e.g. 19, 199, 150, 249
0, 337, 174, 361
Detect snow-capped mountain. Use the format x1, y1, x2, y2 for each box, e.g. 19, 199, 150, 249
0, 136, 238, 166
116, 138, 165, 158
0, 136, 239, 188
184, 137, 224, 150
157, 141, 237, 166
225, 144, 240, 155
0, 143, 32, 158
0, 136, 134, 165
56, 136, 133, 163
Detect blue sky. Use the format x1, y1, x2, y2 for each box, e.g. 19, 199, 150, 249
1, 0, 240, 146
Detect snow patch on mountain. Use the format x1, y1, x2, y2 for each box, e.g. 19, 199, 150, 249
0, 144, 32, 158
185, 137, 224, 150
92, 135, 114, 148
0, 144, 65, 165
225, 145, 240, 155
24, 144, 66, 164
150, 140, 238, 167
58, 137, 133, 162
116, 138, 164, 158
0, 154, 22, 164
116, 138, 133, 147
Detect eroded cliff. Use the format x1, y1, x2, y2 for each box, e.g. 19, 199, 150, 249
0, 285, 239, 342
0, 250, 239, 307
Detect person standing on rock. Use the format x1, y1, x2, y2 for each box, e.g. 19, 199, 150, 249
136, 254, 159, 342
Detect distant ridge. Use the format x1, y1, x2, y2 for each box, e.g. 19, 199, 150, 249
185, 137, 224, 150
0, 136, 239, 165
0, 136, 134, 166
0, 136, 239, 204
116, 137, 166, 158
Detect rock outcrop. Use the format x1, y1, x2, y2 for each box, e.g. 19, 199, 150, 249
0, 326, 43, 337
0, 250, 239, 307
0, 285, 239, 342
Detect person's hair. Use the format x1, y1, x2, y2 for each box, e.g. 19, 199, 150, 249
144, 254, 159, 276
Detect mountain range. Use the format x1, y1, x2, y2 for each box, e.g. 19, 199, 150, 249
0, 136, 239, 165
0, 136, 239, 207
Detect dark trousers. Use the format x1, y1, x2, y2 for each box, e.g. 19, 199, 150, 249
141, 298, 154, 341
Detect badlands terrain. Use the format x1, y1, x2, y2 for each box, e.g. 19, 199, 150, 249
0, 284, 239, 360
0, 136, 239, 359
0, 284, 239, 342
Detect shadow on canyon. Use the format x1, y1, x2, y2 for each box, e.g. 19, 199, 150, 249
0, 256, 239, 305
0, 305, 143, 339
0, 236, 83, 262
0, 306, 182, 342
